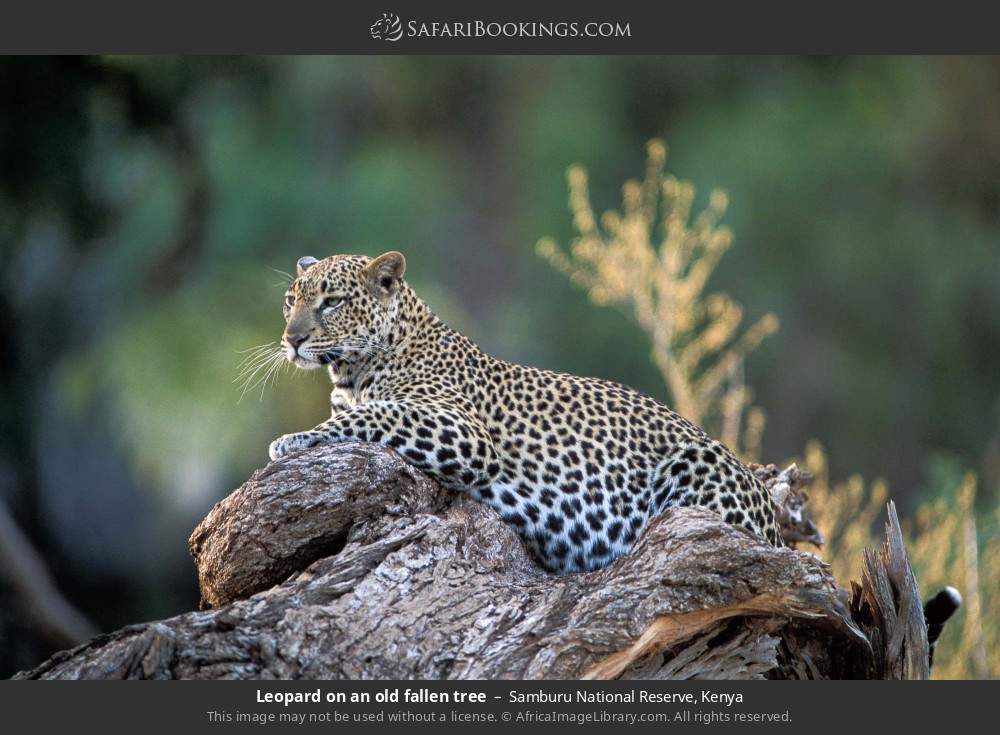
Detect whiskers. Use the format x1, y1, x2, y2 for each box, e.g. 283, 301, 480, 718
269, 267, 295, 288
233, 335, 394, 403
234, 341, 288, 402
322, 335, 392, 363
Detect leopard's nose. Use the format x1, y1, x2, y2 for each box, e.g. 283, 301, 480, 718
285, 332, 308, 349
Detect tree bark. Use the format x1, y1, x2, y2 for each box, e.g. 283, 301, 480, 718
14, 444, 928, 680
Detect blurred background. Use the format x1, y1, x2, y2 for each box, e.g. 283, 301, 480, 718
1, 56, 998, 677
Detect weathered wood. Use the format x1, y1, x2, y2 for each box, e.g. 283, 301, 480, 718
850, 501, 930, 680
188, 445, 451, 609
751, 463, 824, 548
14, 443, 927, 680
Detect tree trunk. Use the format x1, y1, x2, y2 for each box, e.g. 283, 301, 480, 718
14, 444, 928, 680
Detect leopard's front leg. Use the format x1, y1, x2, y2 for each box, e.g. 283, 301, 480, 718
267, 390, 351, 459
268, 400, 500, 491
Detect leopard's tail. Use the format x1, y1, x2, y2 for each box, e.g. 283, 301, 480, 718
924, 586, 962, 670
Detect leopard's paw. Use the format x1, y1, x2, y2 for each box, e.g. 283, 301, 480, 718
268, 432, 318, 462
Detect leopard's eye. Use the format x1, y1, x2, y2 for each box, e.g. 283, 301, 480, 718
321, 296, 343, 310
284, 294, 294, 309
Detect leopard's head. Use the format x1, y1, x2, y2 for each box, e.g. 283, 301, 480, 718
280, 251, 406, 370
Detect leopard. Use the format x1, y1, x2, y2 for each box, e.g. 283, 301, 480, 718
267, 251, 783, 574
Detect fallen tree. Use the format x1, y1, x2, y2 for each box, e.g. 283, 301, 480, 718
15, 443, 928, 679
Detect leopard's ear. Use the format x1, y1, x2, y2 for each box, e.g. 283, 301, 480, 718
296, 256, 319, 276
366, 251, 406, 296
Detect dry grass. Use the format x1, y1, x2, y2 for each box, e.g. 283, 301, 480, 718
539, 140, 999, 679
804, 443, 999, 678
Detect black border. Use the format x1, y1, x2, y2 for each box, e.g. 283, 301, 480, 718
2, 0, 998, 54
